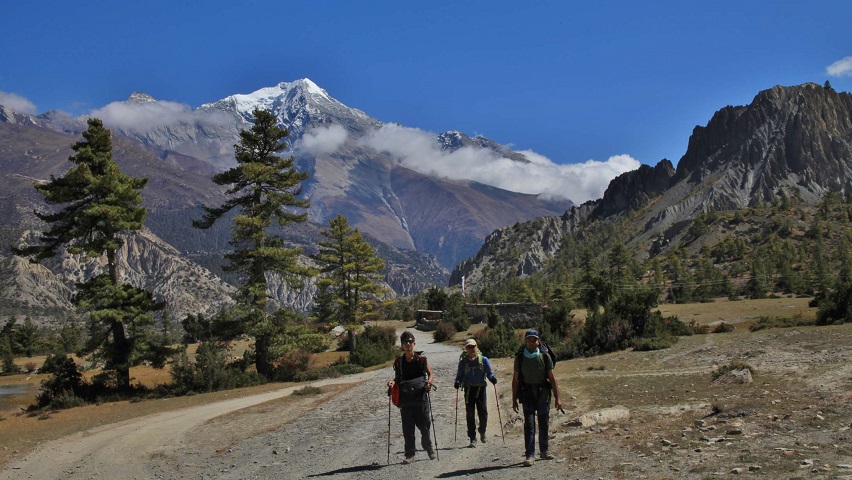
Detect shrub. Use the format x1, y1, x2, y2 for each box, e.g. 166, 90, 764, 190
31, 355, 88, 410
274, 348, 312, 381
349, 325, 396, 367
292, 367, 340, 382
475, 322, 518, 358
170, 342, 264, 394
632, 336, 676, 351
749, 316, 813, 331
293, 386, 322, 396
433, 321, 456, 343
332, 362, 364, 375
712, 322, 734, 333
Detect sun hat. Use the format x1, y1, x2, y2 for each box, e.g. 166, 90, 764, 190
464, 339, 477, 347
524, 329, 540, 339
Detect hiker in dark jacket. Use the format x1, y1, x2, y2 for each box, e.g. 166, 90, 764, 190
512, 329, 562, 466
387, 331, 436, 464
454, 338, 497, 448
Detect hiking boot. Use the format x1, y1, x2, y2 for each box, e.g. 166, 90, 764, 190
468, 438, 477, 448
540, 451, 555, 460
402, 456, 415, 465
480, 432, 487, 443
427, 449, 437, 460
523, 456, 535, 467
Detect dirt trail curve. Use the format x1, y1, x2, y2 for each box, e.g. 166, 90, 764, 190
0, 330, 544, 480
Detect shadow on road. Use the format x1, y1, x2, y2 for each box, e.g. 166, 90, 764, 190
435, 462, 525, 477
306, 464, 386, 477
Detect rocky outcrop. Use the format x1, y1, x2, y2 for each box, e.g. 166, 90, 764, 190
592, 159, 676, 219
450, 203, 594, 290
675, 83, 852, 205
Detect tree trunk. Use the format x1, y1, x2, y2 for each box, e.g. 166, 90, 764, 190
255, 334, 272, 379
111, 320, 131, 390
348, 328, 357, 361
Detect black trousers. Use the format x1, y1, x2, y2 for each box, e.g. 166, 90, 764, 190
400, 402, 432, 457
464, 384, 488, 440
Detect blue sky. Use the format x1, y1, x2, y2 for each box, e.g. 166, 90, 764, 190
2, 0, 851, 169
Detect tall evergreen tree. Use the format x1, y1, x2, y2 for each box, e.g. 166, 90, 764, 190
193, 109, 313, 379
14, 118, 160, 389
312, 215, 385, 353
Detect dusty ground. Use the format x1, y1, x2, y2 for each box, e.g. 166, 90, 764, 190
1, 311, 851, 479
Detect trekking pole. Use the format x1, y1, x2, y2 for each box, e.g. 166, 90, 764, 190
454, 387, 459, 442
387, 389, 392, 465
493, 383, 506, 444
427, 386, 439, 460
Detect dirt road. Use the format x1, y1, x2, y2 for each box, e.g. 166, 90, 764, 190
0, 330, 539, 480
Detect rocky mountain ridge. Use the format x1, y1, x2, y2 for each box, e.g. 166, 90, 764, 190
452, 83, 852, 291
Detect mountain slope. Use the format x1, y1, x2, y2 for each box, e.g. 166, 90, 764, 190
452, 83, 852, 291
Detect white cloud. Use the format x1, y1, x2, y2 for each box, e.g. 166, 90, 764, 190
0, 91, 37, 114
358, 124, 639, 203
90, 100, 234, 131
826, 56, 852, 77
299, 124, 348, 155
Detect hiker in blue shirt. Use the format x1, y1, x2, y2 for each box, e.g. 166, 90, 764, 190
512, 329, 562, 466
454, 338, 497, 448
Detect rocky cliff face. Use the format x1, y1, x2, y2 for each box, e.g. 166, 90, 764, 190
676, 83, 852, 204
591, 160, 676, 219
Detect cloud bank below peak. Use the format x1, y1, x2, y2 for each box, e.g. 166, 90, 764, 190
355, 124, 640, 203
90, 99, 235, 131
0, 91, 37, 114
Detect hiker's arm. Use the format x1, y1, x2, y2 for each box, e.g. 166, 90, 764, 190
548, 369, 562, 410
484, 357, 497, 384
425, 359, 434, 390
511, 370, 520, 413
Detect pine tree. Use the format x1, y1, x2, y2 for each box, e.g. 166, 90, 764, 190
312, 215, 385, 354
14, 118, 160, 389
193, 109, 314, 379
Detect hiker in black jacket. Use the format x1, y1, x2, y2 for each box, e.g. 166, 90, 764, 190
512, 329, 562, 466
387, 331, 436, 464
454, 338, 497, 448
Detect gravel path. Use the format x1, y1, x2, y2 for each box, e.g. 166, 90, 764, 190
1, 330, 538, 480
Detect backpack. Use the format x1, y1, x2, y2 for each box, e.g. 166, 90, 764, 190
392, 352, 428, 407
514, 340, 556, 369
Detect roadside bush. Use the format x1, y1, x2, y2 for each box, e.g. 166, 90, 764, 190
349, 325, 396, 367
170, 342, 264, 394
332, 362, 364, 375
433, 321, 456, 343
475, 322, 518, 358
749, 316, 813, 331
31, 355, 88, 410
292, 367, 340, 382
273, 348, 312, 381
712, 322, 735, 333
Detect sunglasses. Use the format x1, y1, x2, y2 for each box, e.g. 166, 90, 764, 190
402, 340, 414, 345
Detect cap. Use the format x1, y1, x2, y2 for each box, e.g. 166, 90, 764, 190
400, 331, 415, 342
464, 339, 477, 347
524, 329, 540, 339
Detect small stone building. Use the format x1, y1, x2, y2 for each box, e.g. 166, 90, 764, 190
464, 303, 542, 328
415, 310, 443, 331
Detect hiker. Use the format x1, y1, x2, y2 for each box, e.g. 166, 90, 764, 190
512, 329, 562, 466
387, 331, 436, 464
453, 338, 497, 448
